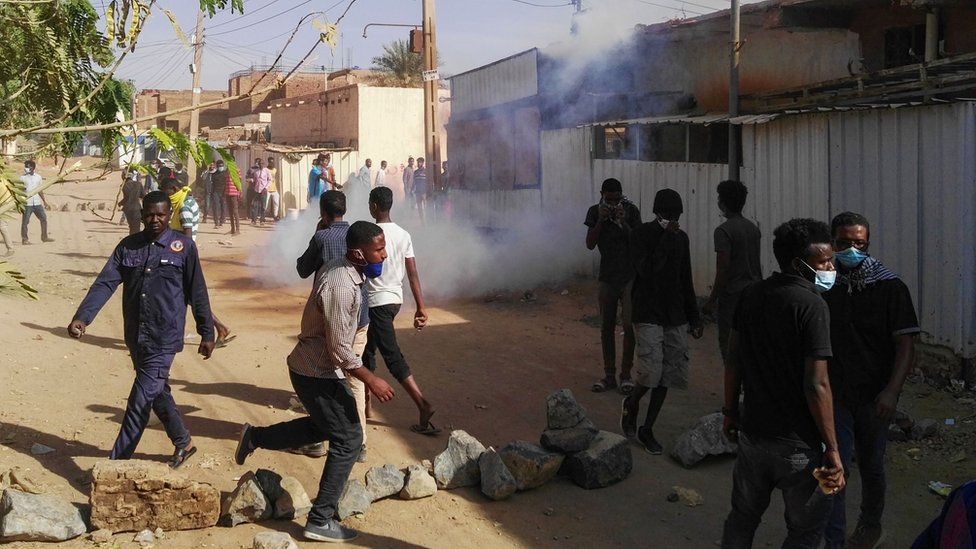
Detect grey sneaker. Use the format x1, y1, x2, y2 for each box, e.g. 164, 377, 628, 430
846, 523, 885, 549
357, 444, 367, 463
304, 519, 359, 543
288, 442, 328, 458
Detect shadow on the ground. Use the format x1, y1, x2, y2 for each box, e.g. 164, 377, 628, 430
21, 321, 127, 350
87, 403, 242, 444
168, 377, 295, 410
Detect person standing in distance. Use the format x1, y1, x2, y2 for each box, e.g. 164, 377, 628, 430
67, 191, 215, 469
584, 178, 641, 394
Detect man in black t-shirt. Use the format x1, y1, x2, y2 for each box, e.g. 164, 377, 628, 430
584, 178, 642, 394
721, 218, 845, 549
822, 212, 919, 549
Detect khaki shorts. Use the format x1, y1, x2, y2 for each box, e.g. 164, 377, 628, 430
634, 323, 689, 389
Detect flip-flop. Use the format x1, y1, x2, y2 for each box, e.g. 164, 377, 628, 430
169, 445, 197, 469
619, 379, 635, 395
215, 334, 237, 348
591, 377, 617, 393
410, 422, 442, 436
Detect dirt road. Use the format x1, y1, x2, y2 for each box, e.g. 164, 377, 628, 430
1, 162, 973, 547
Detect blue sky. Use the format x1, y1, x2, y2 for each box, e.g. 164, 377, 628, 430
111, 0, 759, 91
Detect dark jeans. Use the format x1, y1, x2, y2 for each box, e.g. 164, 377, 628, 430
250, 191, 267, 223
362, 304, 412, 382
209, 192, 224, 225
824, 401, 888, 547
110, 351, 189, 459
124, 208, 142, 235
21, 204, 48, 241
224, 195, 240, 233
598, 281, 634, 378
251, 371, 363, 525
722, 433, 832, 549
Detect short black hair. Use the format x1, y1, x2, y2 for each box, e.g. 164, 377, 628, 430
369, 186, 393, 212
601, 178, 622, 193
772, 218, 832, 270
24, 159, 36, 169
653, 188, 683, 214
142, 190, 171, 210
717, 180, 748, 214
161, 178, 182, 191
158, 166, 173, 181
346, 220, 383, 249
320, 190, 346, 217
831, 211, 870, 238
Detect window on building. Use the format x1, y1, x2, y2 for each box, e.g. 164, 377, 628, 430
640, 124, 686, 162
594, 125, 637, 160
595, 122, 740, 164
884, 24, 926, 68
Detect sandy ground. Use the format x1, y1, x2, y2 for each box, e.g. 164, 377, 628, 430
1, 159, 975, 548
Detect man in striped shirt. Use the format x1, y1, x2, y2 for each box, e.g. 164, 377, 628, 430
235, 221, 395, 544
163, 179, 201, 241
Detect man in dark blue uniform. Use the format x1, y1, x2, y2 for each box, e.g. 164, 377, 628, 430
68, 191, 215, 469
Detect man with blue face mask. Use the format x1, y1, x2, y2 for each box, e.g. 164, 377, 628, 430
721, 218, 844, 549
822, 212, 919, 549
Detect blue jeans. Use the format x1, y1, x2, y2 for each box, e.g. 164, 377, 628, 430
824, 401, 888, 547
109, 351, 189, 459
722, 433, 833, 549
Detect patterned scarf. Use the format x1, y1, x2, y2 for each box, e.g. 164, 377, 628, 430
169, 186, 191, 230
839, 256, 898, 294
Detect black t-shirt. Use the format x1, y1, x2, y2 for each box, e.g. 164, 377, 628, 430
823, 278, 919, 405
734, 272, 832, 448
630, 221, 700, 327
584, 201, 642, 287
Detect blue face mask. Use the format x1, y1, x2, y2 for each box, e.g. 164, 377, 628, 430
362, 261, 383, 279
798, 260, 836, 292
834, 247, 869, 269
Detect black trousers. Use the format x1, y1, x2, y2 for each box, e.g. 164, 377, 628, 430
362, 304, 412, 382
251, 371, 363, 525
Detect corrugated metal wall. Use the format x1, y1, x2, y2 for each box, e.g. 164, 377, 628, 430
234, 145, 361, 214
826, 102, 976, 357
450, 50, 539, 115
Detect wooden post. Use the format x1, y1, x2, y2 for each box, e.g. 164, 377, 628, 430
422, 0, 441, 191
187, 9, 205, 182
728, 0, 741, 181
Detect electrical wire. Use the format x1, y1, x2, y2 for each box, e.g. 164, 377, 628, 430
120, 46, 184, 81
633, 0, 704, 16
205, 0, 287, 29
508, 0, 573, 6
206, 0, 313, 37
208, 40, 307, 65
209, 27, 295, 48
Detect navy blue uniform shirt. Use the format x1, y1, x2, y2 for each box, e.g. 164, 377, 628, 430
73, 229, 215, 353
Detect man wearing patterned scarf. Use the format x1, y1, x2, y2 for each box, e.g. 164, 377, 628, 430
823, 211, 920, 549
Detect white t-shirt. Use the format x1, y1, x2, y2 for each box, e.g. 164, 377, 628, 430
21, 173, 42, 206
367, 222, 414, 308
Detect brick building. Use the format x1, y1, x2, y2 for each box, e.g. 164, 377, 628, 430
134, 89, 229, 133
226, 67, 331, 125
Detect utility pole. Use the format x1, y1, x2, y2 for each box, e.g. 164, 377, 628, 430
187, 9, 205, 183
573, 0, 583, 12
727, 0, 741, 181
422, 0, 441, 192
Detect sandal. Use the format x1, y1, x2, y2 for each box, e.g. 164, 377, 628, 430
410, 422, 442, 436
215, 334, 237, 348
169, 445, 197, 469
591, 376, 618, 393
619, 379, 635, 395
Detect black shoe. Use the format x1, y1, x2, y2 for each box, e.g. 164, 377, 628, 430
304, 519, 359, 543
620, 397, 638, 439
637, 427, 663, 455
287, 442, 328, 458
235, 423, 255, 465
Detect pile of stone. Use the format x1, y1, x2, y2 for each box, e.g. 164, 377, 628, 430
337, 461, 438, 520
221, 469, 312, 527
670, 412, 738, 468
0, 488, 87, 542
89, 460, 221, 533
888, 411, 941, 442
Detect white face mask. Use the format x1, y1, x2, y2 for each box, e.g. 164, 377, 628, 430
797, 259, 837, 292
658, 218, 670, 229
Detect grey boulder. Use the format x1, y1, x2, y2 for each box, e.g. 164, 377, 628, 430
478, 448, 517, 501
400, 465, 437, 500
253, 469, 284, 506
546, 389, 587, 430
567, 431, 633, 489
366, 464, 406, 502
498, 441, 564, 491
220, 472, 272, 527
670, 412, 738, 468
336, 480, 370, 520
253, 531, 299, 549
433, 430, 486, 489
540, 418, 599, 453
0, 489, 87, 542
274, 477, 311, 520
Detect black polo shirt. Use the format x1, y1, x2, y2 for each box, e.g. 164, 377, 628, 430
630, 221, 700, 328
823, 277, 920, 406
735, 272, 832, 448
584, 201, 642, 287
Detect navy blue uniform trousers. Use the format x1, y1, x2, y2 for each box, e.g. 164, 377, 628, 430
109, 350, 190, 459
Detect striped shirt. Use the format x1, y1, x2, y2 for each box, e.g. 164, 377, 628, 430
180, 195, 201, 241
287, 258, 364, 379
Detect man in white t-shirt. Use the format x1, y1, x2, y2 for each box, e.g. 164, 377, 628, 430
363, 186, 438, 435
20, 160, 53, 245
374, 160, 387, 188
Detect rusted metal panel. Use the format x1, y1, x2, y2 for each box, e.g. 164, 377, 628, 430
450, 49, 539, 115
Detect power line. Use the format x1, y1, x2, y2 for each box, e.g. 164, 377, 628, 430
208, 40, 307, 65
206, 0, 313, 37
210, 27, 295, 48
205, 0, 288, 29
633, 0, 704, 16
509, 0, 573, 6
